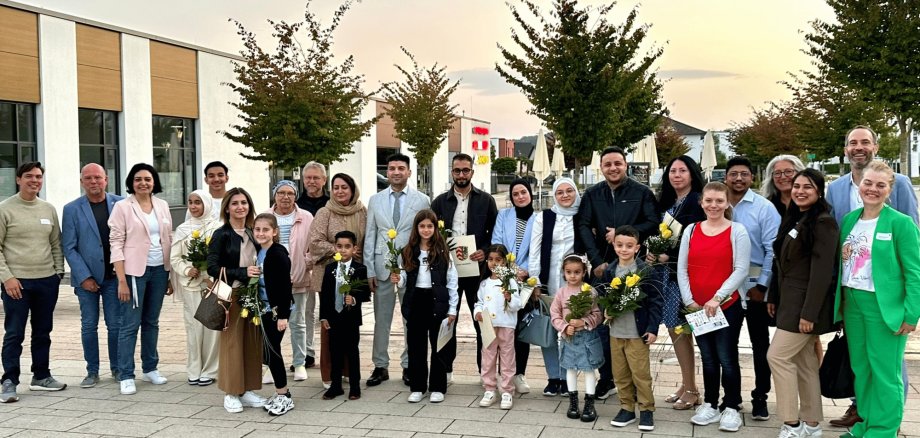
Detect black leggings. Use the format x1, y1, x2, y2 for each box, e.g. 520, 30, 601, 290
262, 314, 288, 389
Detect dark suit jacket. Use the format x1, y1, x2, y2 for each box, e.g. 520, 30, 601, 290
768, 211, 839, 334
578, 178, 658, 268
319, 260, 370, 326
431, 185, 498, 252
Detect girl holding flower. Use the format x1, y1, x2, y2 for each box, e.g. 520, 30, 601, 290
170, 189, 221, 386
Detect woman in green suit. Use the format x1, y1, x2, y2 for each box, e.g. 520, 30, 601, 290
835, 160, 920, 438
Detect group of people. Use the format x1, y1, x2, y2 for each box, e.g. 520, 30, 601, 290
0, 125, 915, 436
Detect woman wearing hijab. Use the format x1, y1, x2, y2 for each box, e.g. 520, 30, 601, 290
529, 177, 583, 396
307, 173, 367, 389
170, 190, 222, 386
491, 178, 536, 394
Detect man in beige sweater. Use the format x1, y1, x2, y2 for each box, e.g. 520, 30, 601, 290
0, 162, 66, 403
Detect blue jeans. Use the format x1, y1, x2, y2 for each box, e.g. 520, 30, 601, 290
75, 278, 120, 375
541, 340, 565, 380
1, 275, 61, 384
696, 300, 744, 411
117, 265, 168, 380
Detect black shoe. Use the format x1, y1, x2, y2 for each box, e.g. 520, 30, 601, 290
366, 368, 389, 386
402, 368, 410, 386
543, 380, 559, 396
610, 408, 636, 427
594, 380, 614, 400
581, 394, 597, 422
322, 387, 344, 400
289, 365, 295, 372
566, 391, 581, 419
638, 411, 654, 431
348, 389, 361, 400
751, 399, 770, 421
304, 356, 316, 368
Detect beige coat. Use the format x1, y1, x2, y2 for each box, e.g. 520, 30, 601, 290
307, 206, 367, 292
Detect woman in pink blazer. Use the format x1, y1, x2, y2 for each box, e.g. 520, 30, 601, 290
108, 163, 173, 396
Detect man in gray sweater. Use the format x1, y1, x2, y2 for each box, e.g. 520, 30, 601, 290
0, 162, 66, 403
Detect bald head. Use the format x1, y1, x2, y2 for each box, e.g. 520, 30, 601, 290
80, 163, 108, 201
81, 163, 105, 176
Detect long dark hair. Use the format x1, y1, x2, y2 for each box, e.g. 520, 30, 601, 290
220, 187, 255, 227
401, 209, 450, 272
658, 155, 705, 212
774, 169, 830, 257
482, 244, 509, 281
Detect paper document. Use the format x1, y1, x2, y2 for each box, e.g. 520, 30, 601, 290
519, 285, 535, 305
684, 307, 729, 336
449, 235, 480, 278
663, 212, 683, 237
436, 318, 455, 352
478, 310, 497, 348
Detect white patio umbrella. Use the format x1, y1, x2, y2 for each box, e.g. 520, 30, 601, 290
551, 143, 566, 176
645, 134, 660, 171
590, 151, 602, 182
531, 128, 551, 184
701, 130, 718, 180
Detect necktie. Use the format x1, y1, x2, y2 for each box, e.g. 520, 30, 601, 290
392, 191, 403, 227
335, 263, 344, 313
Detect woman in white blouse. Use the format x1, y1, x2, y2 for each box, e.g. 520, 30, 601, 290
529, 177, 582, 396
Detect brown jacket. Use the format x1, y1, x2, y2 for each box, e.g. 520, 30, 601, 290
307, 206, 367, 292
769, 211, 840, 334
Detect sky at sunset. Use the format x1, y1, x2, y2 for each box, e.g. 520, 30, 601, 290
18, 0, 836, 138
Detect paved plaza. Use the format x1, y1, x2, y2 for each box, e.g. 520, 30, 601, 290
0, 284, 917, 437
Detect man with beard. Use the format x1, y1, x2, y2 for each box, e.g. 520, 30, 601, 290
725, 156, 780, 421
431, 153, 498, 378
826, 126, 917, 428
297, 162, 330, 216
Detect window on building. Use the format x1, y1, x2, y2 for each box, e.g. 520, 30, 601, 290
79, 109, 120, 193
0, 101, 37, 201
152, 116, 195, 206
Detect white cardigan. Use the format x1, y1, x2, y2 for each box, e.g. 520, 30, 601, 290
474, 277, 523, 329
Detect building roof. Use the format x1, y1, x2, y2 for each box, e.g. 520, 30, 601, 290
663, 116, 706, 137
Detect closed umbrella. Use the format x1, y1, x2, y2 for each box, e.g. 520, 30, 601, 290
701, 130, 717, 180
531, 128, 551, 184
551, 143, 566, 176
645, 134, 659, 171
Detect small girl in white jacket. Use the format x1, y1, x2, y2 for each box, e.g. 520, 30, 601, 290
474, 244, 522, 410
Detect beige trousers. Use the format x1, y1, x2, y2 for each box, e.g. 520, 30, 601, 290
181, 290, 221, 380
610, 337, 655, 412
767, 329, 823, 423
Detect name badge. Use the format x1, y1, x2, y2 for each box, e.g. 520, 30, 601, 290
788, 229, 798, 239
40, 218, 51, 225
876, 232, 892, 241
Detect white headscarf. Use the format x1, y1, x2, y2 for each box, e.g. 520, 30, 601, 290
550, 177, 581, 216
175, 189, 219, 242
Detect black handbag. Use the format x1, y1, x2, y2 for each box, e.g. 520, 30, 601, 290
194, 268, 232, 331
819, 330, 855, 399
517, 296, 557, 348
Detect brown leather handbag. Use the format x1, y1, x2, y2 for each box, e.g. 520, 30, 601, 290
194, 268, 232, 331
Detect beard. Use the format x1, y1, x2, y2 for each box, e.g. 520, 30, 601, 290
454, 179, 471, 188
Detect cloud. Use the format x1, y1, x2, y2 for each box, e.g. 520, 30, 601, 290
447, 68, 520, 96
659, 69, 742, 80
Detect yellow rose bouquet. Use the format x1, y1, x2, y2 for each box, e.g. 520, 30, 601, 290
645, 221, 678, 260
181, 229, 210, 286
597, 270, 647, 324
492, 253, 521, 311
334, 253, 368, 309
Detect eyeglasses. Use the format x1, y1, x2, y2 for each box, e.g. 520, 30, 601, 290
727, 171, 751, 179
451, 168, 472, 176
772, 169, 796, 178
276, 192, 296, 198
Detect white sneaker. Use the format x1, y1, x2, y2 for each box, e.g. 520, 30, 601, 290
778, 423, 805, 438
691, 403, 721, 426
408, 392, 424, 403
141, 370, 167, 385
803, 424, 823, 437
119, 379, 136, 395
224, 394, 243, 413
513, 374, 530, 394
262, 367, 274, 385
293, 366, 308, 381
240, 390, 266, 408
479, 391, 496, 407
429, 392, 445, 403
500, 392, 513, 410
268, 394, 294, 416
262, 394, 279, 411
719, 407, 742, 432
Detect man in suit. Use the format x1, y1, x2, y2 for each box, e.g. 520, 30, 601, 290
319, 231, 370, 400
431, 153, 498, 379
826, 126, 918, 428
364, 153, 431, 386
62, 163, 123, 389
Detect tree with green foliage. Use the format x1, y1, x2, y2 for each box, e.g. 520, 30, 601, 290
224, 1, 376, 168
496, 0, 666, 183
492, 157, 518, 175
806, 0, 920, 175
655, 123, 691, 166
728, 103, 803, 169
380, 47, 459, 196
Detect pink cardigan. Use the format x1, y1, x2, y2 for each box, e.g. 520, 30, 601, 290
109, 195, 173, 277
550, 283, 602, 333
263, 207, 313, 293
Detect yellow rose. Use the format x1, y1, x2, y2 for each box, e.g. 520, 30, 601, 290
610, 277, 622, 288
526, 277, 538, 287
438, 220, 445, 229
206, 236, 211, 245
240, 308, 249, 318
659, 222, 669, 232
252, 316, 260, 326
661, 229, 673, 239
506, 253, 516, 263
387, 229, 398, 240
675, 325, 684, 335
333, 252, 343, 262
625, 274, 639, 288
581, 283, 591, 292
192, 230, 200, 239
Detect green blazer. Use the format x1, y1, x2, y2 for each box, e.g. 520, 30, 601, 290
834, 205, 920, 331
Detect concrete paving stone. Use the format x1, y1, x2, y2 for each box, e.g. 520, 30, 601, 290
0, 429, 22, 438
322, 426, 371, 436
5, 407, 88, 418
47, 397, 135, 413
155, 418, 201, 427
541, 425, 642, 438
409, 433, 461, 438
175, 393, 226, 406
83, 411, 161, 423
275, 424, 327, 434
446, 419, 544, 438
232, 421, 283, 431
332, 400, 422, 416
289, 397, 343, 412
504, 397, 561, 413
70, 419, 167, 437
191, 406, 275, 423
691, 424, 777, 438
149, 425, 248, 438
0, 415, 91, 432
337, 390, 401, 403
113, 389, 195, 404
501, 410, 594, 428
8, 431, 97, 438
269, 409, 365, 427
595, 419, 691, 436
363, 429, 414, 438
118, 401, 208, 418
413, 404, 507, 422
354, 414, 451, 434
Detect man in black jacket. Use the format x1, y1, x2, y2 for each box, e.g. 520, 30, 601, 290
431, 153, 498, 377
577, 146, 658, 399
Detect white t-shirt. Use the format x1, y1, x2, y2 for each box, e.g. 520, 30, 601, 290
145, 210, 164, 266
415, 249, 432, 288
842, 217, 877, 292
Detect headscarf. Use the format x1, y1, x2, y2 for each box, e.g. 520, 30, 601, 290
550, 177, 581, 217
272, 180, 298, 198
175, 189, 219, 242
509, 178, 535, 221
324, 177, 366, 245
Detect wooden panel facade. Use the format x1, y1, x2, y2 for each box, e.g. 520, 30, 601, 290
375, 100, 401, 148
149, 41, 198, 118
76, 24, 122, 111
0, 6, 39, 103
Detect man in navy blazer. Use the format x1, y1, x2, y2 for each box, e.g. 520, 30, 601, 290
61, 164, 123, 389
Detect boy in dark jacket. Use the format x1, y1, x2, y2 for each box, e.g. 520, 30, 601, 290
319, 231, 370, 400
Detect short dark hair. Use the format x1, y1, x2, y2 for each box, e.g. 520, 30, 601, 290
453, 153, 474, 165
125, 163, 163, 194
614, 225, 640, 241
334, 230, 357, 245
16, 161, 43, 178
204, 161, 228, 175
386, 153, 411, 167
600, 146, 627, 162
726, 156, 754, 173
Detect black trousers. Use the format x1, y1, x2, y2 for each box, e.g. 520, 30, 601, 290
407, 288, 448, 394
744, 300, 772, 401
262, 313, 288, 389
442, 276, 482, 373
328, 312, 361, 394
514, 303, 532, 376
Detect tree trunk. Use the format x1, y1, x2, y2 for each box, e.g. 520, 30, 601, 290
898, 116, 911, 176
572, 160, 581, 188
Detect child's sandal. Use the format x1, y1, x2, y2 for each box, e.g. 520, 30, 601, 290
672, 389, 700, 410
